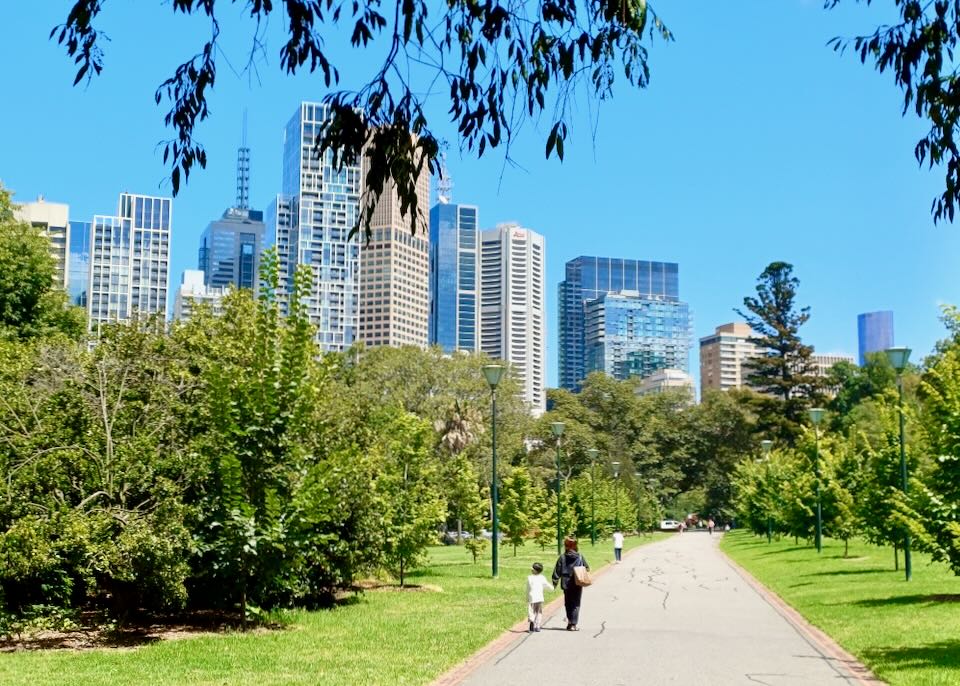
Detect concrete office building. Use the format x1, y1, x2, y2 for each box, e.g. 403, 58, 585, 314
14, 197, 70, 289
699, 322, 762, 394
480, 223, 546, 415
583, 291, 691, 382
358, 173, 431, 348
636, 368, 696, 398
266, 101, 363, 351
174, 269, 227, 321
811, 352, 856, 378
559, 257, 681, 390
198, 207, 266, 290
429, 201, 480, 353
857, 311, 894, 365
87, 193, 172, 330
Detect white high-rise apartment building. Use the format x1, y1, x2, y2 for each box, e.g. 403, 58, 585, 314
174, 269, 227, 321
266, 102, 363, 351
699, 322, 761, 394
480, 224, 546, 415
14, 196, 70, 289
88, 193, 172, 330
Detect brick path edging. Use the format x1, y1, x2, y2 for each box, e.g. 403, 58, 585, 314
719, 546, 884, 685
428, 540, 652, 686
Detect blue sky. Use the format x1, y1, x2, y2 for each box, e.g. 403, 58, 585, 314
3, 1, 959, 388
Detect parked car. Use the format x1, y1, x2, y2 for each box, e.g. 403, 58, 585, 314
479, 529, 506, 541
659, 519, 682, 531
441, 530, 474, 545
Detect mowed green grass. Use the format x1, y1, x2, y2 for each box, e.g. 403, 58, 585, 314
721, 531, 960, 686
0, 534, 667, 686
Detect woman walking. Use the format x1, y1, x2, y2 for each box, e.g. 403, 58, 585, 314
552, 537, 589, 631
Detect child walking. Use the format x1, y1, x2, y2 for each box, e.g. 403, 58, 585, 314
526, 562, 554, 632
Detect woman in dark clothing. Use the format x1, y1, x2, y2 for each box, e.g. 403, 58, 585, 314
552, 537, 589, 631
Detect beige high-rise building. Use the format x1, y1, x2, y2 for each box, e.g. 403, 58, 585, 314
358, 172, 431, 348
14, 196, 70, 289
699, 322, 761, 395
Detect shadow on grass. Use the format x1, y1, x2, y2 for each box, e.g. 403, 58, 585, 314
861, 640, 960, 671
757, 547, 811, 556
852, 594, 960, 608
802, 569, 891, 577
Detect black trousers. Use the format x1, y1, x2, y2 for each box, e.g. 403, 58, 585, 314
614, 547, 622, 561
563, 583, 583, 625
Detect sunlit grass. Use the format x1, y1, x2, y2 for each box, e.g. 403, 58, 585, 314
721, 531, 960, 686
0, 534, 666, 686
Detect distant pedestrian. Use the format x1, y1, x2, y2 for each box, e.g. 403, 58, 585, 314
526, 562, 554, 632
613, 530, 624, 563
708, 519, 715, 535
724, 523, 730, 532
552, 537, 590, 631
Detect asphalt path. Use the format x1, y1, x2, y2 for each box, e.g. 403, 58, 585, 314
458, 532, 872, 686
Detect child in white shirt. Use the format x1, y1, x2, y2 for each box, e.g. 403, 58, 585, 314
526, 562, 554, 632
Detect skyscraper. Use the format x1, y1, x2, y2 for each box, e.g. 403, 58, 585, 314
429, 201, 480, 353
88, 193, 172, 329
480, 224, 546, 415
857, 311, 894, 365
14, 196, 70, 289
699, 322, 761, 394
358, 175, 431, 348
267, 101, 363, 351
67, 220, 91, 307
174, 269, 227, 321
198, 208, 265, 290
558, 257, 681, 390
583, 291, 691, 381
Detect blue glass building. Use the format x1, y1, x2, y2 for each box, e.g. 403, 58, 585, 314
559, 256, 682, 389
584, 292, 691, 381
429, 202, 479, 353
857, 310, 894, 365
68, 220, 91, 307
198, 207, 265, 290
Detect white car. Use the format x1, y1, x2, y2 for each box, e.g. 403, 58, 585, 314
659, 519, 682, 531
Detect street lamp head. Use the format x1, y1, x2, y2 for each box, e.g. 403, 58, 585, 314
587, 448, 599, 461
482, 364, 506, 390
884, 346, 912, 375
808, 407, 826, 427
550, 421, 566, 438
761, 439, 773, 456
612, 460, 620, 478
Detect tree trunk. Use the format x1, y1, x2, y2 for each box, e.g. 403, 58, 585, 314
400, 555, 405, 587
844, 538, 849, 558
894, 543, 899, 571
457, 517, 463, 544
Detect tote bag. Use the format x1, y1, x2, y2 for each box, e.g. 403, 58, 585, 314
572, 556, 592, 587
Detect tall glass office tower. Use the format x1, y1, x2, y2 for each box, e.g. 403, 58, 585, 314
266, 102, 363, 351
198, 207, 265, 290
68, 220, 91, 307
88, 193, 172, 330
429, 202, 479, 353
857, 310, 894, 365
558, 257, 682, 389
584, 292, 691, 381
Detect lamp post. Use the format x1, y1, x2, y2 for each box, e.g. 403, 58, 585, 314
612, 461, 621, 531
885, 346, 912, 582
634, 472, 643, 534
551, 421, 566, 555
808, 408, 826, 554
761, 440, 773, 543
587, 448, 599, 546
482, 364, 505, 578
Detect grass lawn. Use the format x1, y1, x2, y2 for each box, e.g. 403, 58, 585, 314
0, 533, 668, 686
721, 531, 960, 686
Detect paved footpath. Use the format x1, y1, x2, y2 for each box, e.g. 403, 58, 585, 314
456, 533, 877, 686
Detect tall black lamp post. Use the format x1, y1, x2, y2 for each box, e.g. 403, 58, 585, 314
885, 346, 913, 582
808, 408, 826, 554
551, 421, 566, 555
761, 439, 773, 543
482, 364, 505, 578
612, 461, 621, 531
587, 448, 599, 546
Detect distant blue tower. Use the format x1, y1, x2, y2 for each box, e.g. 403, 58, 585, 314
857, 311, 894, 365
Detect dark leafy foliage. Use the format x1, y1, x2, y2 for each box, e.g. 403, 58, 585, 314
52, 0, 671, 238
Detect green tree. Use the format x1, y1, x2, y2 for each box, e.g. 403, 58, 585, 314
0, 186, 84, 341
500, 467, 537, 555
737, 262, 822, 444
53, 0, 671, 236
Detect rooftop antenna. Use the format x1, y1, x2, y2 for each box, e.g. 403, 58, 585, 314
236, 109, 251, 209
437, 152, 453, 204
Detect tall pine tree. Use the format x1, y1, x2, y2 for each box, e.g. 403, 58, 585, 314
737, 262, 823, 443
